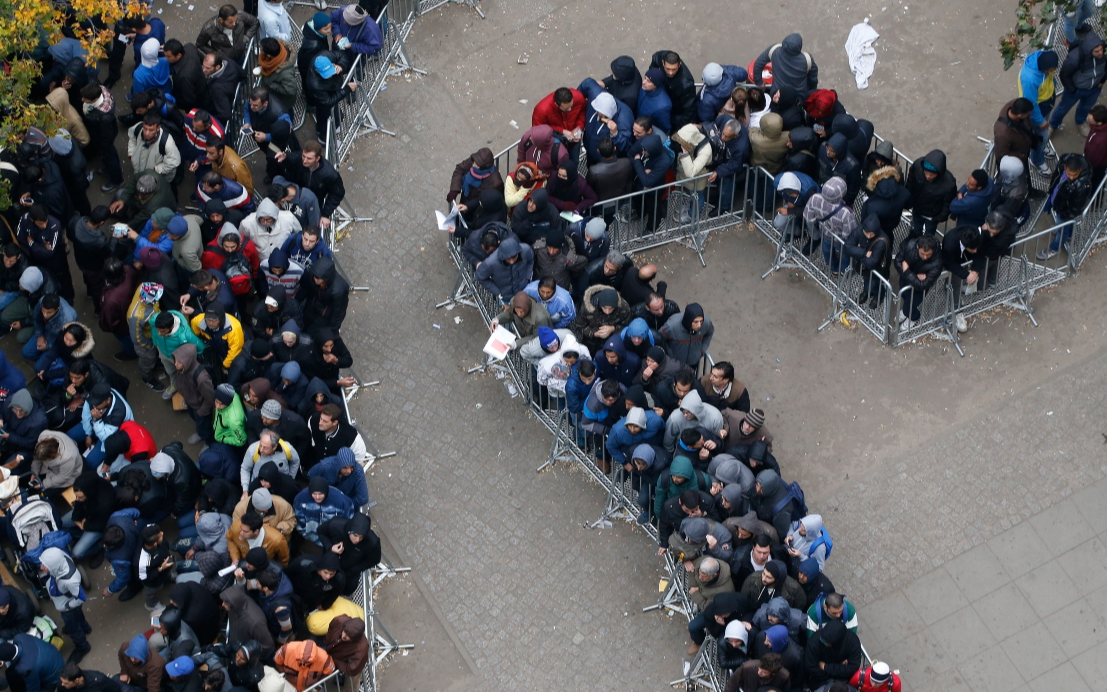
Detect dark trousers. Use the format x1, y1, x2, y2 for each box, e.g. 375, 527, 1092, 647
902, 287, 928, 321
189, 410, 215, 443
61, 605, 91, 653
908, 215, 938, 239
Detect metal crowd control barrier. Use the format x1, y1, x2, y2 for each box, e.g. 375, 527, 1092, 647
1065, 171, 1107, 270
323, 0, 427, 165
976, 137, 1055, 238
418, 0, 485, 19
236, 21, 309, 161
225, 38, 257, 151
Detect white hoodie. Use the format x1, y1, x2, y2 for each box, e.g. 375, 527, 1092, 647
239, 199, 302, 261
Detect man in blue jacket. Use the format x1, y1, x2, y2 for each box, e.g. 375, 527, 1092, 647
703, 115, 751, 212
0, 633, 64, 692
307, 447, 368, 508
606, 407, 664, 465
580, 79, 634, 163
697, 63, 748, 123
948, 170, 994, 228
1018, 49, 1058, 174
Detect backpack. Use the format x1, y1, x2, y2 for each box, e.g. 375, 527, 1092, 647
770, 480, 808, 518
804, 89, 839, 120
768, 43, 814, 71
809, 526, 833, 560
210, 247, 254, 296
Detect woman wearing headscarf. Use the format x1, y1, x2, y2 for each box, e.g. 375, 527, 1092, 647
510, 189, 563, 245
457, 189, 507, 241
240, 378, 288, 412
659, 303, 714, 367
503, 162, 546, 212
447, 147, 504, 207
324, 615, 369, 691
602, 56, 642, 117
545, 160, 598, 214
517, 124, 570, 178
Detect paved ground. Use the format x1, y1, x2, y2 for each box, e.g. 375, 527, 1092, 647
4, 0, 1106, 690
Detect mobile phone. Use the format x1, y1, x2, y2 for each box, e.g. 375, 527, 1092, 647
241, 125, 254, 136
151, 616, 160, 626
112, 223, 129, 238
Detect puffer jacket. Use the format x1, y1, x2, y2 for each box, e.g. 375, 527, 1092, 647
300, 257, 350, 330
861, 167, 911, 234
572, 284, 632, 354
895, 238, 944, 290
697, 65, 748, 123
749, 113, 789, 174
817, 133, 861, 205
906, 150, 957, 222
475, 237, 534, 301
803, 177, 858, 242
239, 199, 301, 262
293, 487, 355, 545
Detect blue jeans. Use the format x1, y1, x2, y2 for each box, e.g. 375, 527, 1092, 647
688, 613, 708, 645
1030, 100, 1055, 167
0, 291, 20, 320
1049, 86, 1103, 130
821, 236, 847, 273
68, 423, 107, 468
1063, 0, 1096, 44
61, 510, 103, 560
21, 334, 45, 361
177, 512, 197, 538
60, 606, 91, 653
1049, 210, 1074, 252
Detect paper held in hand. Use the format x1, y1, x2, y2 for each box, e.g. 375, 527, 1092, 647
436, 202, 465, 231
483, 326, 517, 361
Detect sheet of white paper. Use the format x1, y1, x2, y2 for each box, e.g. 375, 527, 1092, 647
482, 326, 517, 361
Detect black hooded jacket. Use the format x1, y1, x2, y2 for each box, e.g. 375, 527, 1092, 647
861, 167, 911, 234
252, 291, 305, 339
510, 188, 563, 245
602, 56, 642, 117
169, 43, 205, 112
782, 127, 819, 179
769, 84, 807, 130
304, 327, 353, 392
161, 442, 203, 518
830, 114, 874, 163
753, 33, 819, 96
318, 514, 381, 590
906, 150, 957, 222
803, 620, 863, 687
170, 582, 221, 645
0, 585, 35, 640
298, 257, 349, 330
649, 51, 697, 130
283, 156, 346, 217
247, 459, 303, 505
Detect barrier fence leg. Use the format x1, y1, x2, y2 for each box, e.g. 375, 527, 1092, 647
642, 556, 693, 619
675, 197, 708, 267
331, 205, 374, 245
586, 467, 635, 529
538, 412, 576, 473
435, 269, 481, 310
818, 269, 850, 332
371, 554, 412, 589
668, 638, 721, 690
761, 223, 803, 280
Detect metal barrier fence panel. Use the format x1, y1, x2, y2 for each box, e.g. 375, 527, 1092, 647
1066, 170, 1107, 269
225, 38, 257, 157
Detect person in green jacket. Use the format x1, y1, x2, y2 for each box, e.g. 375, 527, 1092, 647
212, 383, 248, 454
150, 310, 205, 399
653, 455, 713, 518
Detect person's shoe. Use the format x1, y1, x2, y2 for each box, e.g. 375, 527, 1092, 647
144, 378, 166, 393
86, 171, 94, 183
1080, 123, 1091, 138
1036, 248, 1059, 260
87, 550, 105, 570
895, 311, 906, 324
1036, 161, 1051, 175
1028, 187, 1048, 199
636, 511, 650, 525
117, 586, 139, 602
113, 351, 138, 362
187, 433, 203, 445
1053, 122, 1065, 131
955, 314, 968, 333
686, 643, 701, 656
67, 647, 90, 665
100, 180, 122, 193
103, 78, 117, 89
868, 296, 879, 310
147, 602, 166, 616
162, 384, 177, 401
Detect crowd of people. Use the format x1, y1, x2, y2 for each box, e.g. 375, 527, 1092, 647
0, 3, 392, 692
443, 17, 1107, 691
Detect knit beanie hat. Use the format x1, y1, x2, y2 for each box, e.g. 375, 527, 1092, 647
18, 267, 43, 293
168, 214, 188, 237
644, 67, 665, 86
261, 399, 283, 419
1037, 50, 1059, 71
251, 339, 273, 358
537, 326, 559, 352
251, 488, 274, 511
215, 383, 235, 405
584, 218, 606, 240
312, 11, 331, 28
745, 408, 766, 429
869, 662, 891, 684
152, 207, 175, 229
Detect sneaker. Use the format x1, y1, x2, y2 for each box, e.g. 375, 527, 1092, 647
1036, 248, 1059, 260
162, 384, 177, 401
954, 314, 968, 333
1036, 161, 1050, 175
100, 180, 122, 193
1080, 123, 1091, 138
187, 433, 203, 445
895, 312, 907, 324
144, 378, 166, 393
636, 511, 650, 525
113, 351, 138, 362
67, 647, 90, 665
901, 318, 915, 331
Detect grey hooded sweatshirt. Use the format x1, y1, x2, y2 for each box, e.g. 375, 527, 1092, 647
663, 389, 723, 450
40, 547, 83, 612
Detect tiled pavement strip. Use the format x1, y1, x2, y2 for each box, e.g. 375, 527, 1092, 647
324, 2, 1107, 690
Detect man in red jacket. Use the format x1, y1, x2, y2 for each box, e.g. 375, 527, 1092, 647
850, 662, 901, 692
532, 87, 586, 161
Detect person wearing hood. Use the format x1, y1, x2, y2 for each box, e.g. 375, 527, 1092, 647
258, 0, 292, 40
672, 123, 713, 203
842, 214, 892, 309
174, 344, 216, 445
573, 285, 631, 354
253, 290, 304, 342
308, 448, 369, 507
151, 311, 205, 399
490, 292, 552, 349
222, 586, 276, 659
0, 586, 35, 641
63, 468, 115, 564
626, 133, 673, 232
295, 476, 355, 546
298, 12, 335, 100
29, 429, 82, 495
177, 506, 232, 575
753, 33, 819, 95
476, 238, 535, 305
269, 321, 313, 365
803, 619, 862, 689
456, 189, 508, 241
38, 546, 91, 662
299, 257, 350, 331
802, 177, 858, 274
202, 226, 261, 290
637, 345, 686, 393
278, 228, 331, 278
906, 149, 958, 238
754, 470, 800, 541
234, 486, 297, 537
288, 551, 347, 611
637, 68, 673, 135
325, 615, 369, 686
1, 388, 46, 463
580, 79, 634, 163
156, 609, 200, 661
169, 582, 222, 645
239, 200, 302, 264
829, 114, 873, 162
132, 40, 173, 100
783, 514, 831, 572
601, 56, 642, 116
861, 140, 905, 192
698, 63, 748, 123
619, 317, 660, 360
1052, 30, 1107, 135
716, 619, 751, 674
117, 633, 166, 692
605, 406, 664, 466
686, 591, 749, 657
329, 4, 381, 57
522, 278, 575, 332
662, 387, 724, 452
510, 188, 564, 245
191, 301, 245, 377
516, 125, 569, 180
653, 455, 717, 525
749, 113, 790, 175
595, 335, 639, 387
1019, 49, 1059, 173
1039, 152, 1096, 259
319, 514, 380, 588
768, 84, 807, 131
0, 633, 64, 691
861, 164, 910, 235
740, 558, 805, 611
624, 443, 670, 523
949, 170, 996, 228
659, 303, 714, 368
546, 160, 598, 215
301, 327, 352, 393
647, 51, 697, 131
817, 133, 861, 205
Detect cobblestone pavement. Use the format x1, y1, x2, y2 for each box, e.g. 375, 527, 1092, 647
344, 2, 1107, 689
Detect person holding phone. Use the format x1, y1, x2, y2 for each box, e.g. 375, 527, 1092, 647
137, 525, 175, 616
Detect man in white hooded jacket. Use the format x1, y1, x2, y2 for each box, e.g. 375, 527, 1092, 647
238, 199, 302, 262
40, 546, 91, 662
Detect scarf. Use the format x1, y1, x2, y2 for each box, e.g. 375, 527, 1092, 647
83, 86, 114, 115
259, 43, 288, 77
462, 164, 494, 198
